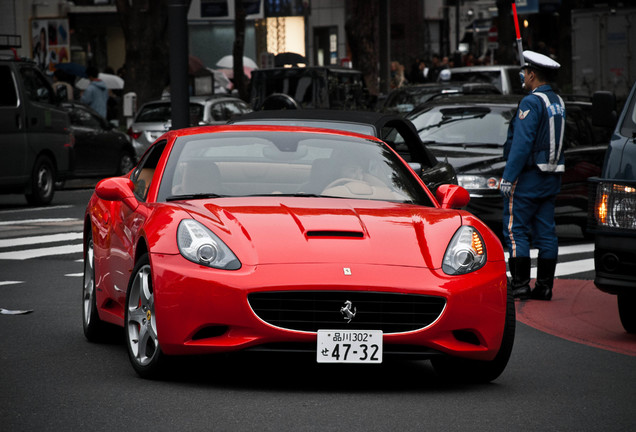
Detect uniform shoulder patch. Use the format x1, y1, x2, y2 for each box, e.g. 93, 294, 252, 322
518, 109, 530, 120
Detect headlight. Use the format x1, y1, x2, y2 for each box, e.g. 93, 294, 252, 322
457, 174, 500, 191
442, 226, 487, 275
596, 183, 636, 229
177, 219, 241, 270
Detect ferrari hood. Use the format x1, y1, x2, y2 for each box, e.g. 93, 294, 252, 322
178, 198, 462, 268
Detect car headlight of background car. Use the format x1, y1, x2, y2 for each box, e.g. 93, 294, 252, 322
442, 226, 487, 275
457, 174, 500, 191
177, 219, 241, 270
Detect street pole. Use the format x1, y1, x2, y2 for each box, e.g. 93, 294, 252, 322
168, 0, 189, 130
379, 0, 390, 95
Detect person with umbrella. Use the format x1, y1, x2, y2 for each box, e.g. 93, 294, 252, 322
80, 66, 108, 118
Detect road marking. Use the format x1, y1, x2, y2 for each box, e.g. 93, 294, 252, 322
0, 244, 83, 260
0, 281, 24, 286
554, 259, 595, 277
66, 273, 83, 277
0, 232, 83, 248
0, 205, 74, 214
0, 218, 79, 226
504, 243, 594, 260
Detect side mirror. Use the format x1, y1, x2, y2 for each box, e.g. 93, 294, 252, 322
96, 177, 138, 210
436, 184, 470, 209
592, 91, 617, 128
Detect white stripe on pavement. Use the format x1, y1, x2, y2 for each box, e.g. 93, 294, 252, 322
0, 244, 83, 260
0, 281, 24, 286
0, 232, 83, 248
504, 243, 594, 260
0, 205, 73, 214
0, 218, 79, 226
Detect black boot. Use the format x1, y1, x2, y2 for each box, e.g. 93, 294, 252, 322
531, 258, 557, 301
508, 257, 531, 300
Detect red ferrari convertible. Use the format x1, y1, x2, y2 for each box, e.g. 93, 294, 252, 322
82, 125, 513, 381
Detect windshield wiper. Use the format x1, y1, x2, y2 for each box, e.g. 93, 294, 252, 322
166, 193, 227, 201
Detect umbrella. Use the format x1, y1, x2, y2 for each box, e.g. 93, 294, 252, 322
215, 55, 258, 70
274, 52, 307, 67
207, 68, 232, 92
76, 72, 124, 90
54, 62, 87, 78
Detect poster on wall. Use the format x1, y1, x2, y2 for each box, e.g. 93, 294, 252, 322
31, 18, 70, 75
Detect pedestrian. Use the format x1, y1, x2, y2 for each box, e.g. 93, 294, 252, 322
80, 66, 108, 118
499, 50, 565, 301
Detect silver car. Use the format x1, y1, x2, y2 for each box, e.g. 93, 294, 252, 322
127, 95, 252, 158
446, 65, 523, 95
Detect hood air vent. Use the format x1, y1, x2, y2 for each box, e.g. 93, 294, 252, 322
306, 230, 364, 238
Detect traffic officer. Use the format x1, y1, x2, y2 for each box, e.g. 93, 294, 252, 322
500, 50, 565, 301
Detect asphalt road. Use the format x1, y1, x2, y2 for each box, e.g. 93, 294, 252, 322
1, 188, 635, 431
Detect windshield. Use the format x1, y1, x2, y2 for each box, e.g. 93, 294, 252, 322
157, 131, 433, 206
233, 119, 375, 136
407, 105, 515, 145
136, 103, 204, 124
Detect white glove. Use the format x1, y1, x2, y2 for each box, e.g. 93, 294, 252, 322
500, 179, 513, 198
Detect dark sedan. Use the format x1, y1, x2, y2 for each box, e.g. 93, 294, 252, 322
61, 102, 136, 178
381, 82, 500, 116
405, 94, 611, 234
230, 109, 457, 193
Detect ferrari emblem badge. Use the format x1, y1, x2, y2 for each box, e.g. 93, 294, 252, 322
343, 267, 352, 275
340, 300, 357, 323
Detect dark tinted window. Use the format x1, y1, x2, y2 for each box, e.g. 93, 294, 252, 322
0, 65, 18, 106
19, 66, 54, 104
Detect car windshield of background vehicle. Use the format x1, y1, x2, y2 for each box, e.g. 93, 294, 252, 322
409, 106, 515, 145
158, 131, 433, 206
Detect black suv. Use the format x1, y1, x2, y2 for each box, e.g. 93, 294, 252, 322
0, 56, 73, 205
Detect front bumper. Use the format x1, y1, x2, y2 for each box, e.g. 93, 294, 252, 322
151, 254, 507, 361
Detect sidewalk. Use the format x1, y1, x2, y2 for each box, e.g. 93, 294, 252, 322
516, 279, 636, 356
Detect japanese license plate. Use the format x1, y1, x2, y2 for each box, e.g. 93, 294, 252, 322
316, 330, 383, 363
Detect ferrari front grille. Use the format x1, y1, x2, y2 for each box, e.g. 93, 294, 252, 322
248, 291, 446, 334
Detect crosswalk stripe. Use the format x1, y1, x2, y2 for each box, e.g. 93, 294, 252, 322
504, 243, 594, 260
0, 281, 23, 286
0, 233, 83, 248
555, 259, 595, 277
0, 244, 83, 260
0, 218, 79, 226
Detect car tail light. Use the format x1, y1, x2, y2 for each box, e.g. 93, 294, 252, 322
127, 127, 141, 140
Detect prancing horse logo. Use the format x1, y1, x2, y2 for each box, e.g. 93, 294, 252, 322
340, 300, 357, 323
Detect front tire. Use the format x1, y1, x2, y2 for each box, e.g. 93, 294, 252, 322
618, 293, 636, 334
26, 155, 55, 205
431, 285, 516, 384
82, 231, 109, 341
125, 254, 164, 378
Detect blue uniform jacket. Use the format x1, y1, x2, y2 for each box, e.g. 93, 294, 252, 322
502, 84, 565, 198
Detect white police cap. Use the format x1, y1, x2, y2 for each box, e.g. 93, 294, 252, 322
522, 50, 560, 70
